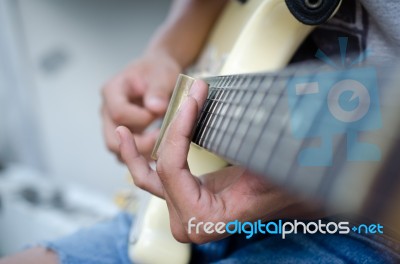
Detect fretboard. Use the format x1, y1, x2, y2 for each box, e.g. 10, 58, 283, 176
192, 61, 400, 219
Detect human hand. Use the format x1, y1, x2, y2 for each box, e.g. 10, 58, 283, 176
116, 80, 321, 243
102, 51, 181, 160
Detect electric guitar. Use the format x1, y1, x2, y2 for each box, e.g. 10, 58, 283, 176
127, 0, 399, 263
129, 0, 316, 262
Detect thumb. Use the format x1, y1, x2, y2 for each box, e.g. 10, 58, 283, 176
144, 83, 170, 115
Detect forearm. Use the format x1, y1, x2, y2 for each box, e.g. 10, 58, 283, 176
146, 0, 228, 68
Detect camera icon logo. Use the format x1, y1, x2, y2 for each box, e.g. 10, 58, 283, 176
287, 38, 382, 166
328, 79, 371, 123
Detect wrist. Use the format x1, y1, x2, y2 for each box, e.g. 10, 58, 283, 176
145, 42, 188, 69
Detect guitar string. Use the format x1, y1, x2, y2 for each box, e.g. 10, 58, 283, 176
197, 74, 318, 200
229, 78, 265, 158
218, 79, 250, 155
193, 69, 346, 201
190, 62, 400, 224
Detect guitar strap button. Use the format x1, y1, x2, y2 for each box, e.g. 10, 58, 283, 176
285, 0, 342, 25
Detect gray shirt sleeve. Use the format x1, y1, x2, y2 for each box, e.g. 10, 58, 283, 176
359, 0, 400, 58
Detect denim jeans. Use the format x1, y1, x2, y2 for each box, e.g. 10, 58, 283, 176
42, 212, 400, 264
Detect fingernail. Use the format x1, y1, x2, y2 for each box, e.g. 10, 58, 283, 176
189, 80, 200, 96
146, 96, 166, 109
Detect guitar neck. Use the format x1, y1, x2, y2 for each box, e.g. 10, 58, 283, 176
192, 60, 400, 222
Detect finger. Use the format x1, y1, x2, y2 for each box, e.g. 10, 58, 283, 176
116, 126, 164, 198
103, 79, 155, 131
103, 104, 159, 159
125, 70, 147, 98
102, 106, 120, 154
158, 79, 209, 169
164, 195, 191, 243
189, 80, 209, 116
143, 73, 177, 115
156, 80, 209, 208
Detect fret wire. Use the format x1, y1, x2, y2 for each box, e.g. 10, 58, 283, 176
264, 94, 304, 183
208, 85, 290, 91
264, 67, 340, 197
196, 86, 218, 145
203, 88, 228, 149
206, 79, 238, 149
212, 87, 241, 152
245, 76, 286, 167
198, 71, 307, 152
200, 87, 221, 146
199, 109, 294, 161
193, 111, 207, 143
247, 113, 288, 172
202, 117, 267, 146
239, 88, 279, 166
202, 104, 304, 163
196, 70, 284, 147
284, 65, 334, 185
317, 133, 346, 203
203, 75, 274, 152
213, 75, 223, 88
258, 69, 305, 170
197, 125, 231, 150
220, 75, 229, 88
198, 123, 232, 145
217, 76, 254, 155
215, 76, 223, 88
207, 86, 286, 105
194, 75, 229, 146
196, 96, 212, 140
212, 80, 247, 152
231, 76, 267, 161
215, 88, 240, 152
307, 82, 348, 199
224, 84, 257, 156
193, 90, 216, 143
205, 78, 278, 117
284, 94, 318, 183
195, 63, 367, 207
200, 87, 225, 146
275, 66, 339, 197
201, 88, 223, 145
196, 111, 212, 145
225, 75, 235, 88
261, 98, 292, 175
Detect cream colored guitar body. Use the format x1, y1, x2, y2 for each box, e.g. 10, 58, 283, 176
129, 0, 314, 263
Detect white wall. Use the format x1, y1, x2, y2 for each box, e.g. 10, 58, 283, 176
16, 0, 171, 197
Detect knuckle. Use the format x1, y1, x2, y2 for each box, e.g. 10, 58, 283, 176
139, 115, 153, 128
155, 160, 175, 185
133, 176, 147, 190
110, 108, 126, 124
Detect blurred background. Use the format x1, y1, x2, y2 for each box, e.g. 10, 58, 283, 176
0, 0, 170, 256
